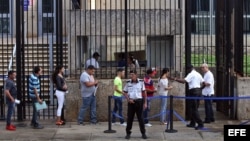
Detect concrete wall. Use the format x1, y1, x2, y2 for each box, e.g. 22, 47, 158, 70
65, 79, 185, 122
68, 9, 182, 71
236, 77, 250, 120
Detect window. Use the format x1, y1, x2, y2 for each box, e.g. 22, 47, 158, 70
244, 0, 250, 33
38, 0, 56, 35
0, 0, 12, 34
191, 0, 215, 35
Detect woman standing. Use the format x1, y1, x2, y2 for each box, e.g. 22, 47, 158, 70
158, 68, 173, 125
52, 65, 68, 125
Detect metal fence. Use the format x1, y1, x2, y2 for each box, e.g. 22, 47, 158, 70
0, 0, 249, 120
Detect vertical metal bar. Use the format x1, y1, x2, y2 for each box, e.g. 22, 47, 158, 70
125, 0, 128, 78
185, 0, 192, 119
16, 0, 23, 121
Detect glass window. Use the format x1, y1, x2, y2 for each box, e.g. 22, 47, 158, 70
191, 0, 215, 34
0, 18, 9, 33
42, 0, 54, 13
0, 0, 9, 14
0, 0, 11, 34
42, 17, 54, 33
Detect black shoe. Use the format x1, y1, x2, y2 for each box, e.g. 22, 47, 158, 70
186, 124, 195, 128
210, 119, 215, 122
195, 125, 204, 130
142, 134, 147, 139
33, 124, 44, 129
203, 120, 210, 124
125, 134, 130, 139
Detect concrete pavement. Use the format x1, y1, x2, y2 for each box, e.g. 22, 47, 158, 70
0, 120, 247, 141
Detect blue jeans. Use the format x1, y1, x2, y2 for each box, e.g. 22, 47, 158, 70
30, 97, 39, 126
204, 95, 215, 121
160, 97, 168, 123
112, 96, 125, 124
143, 99, 151, 124
78, 95, 97, 123
6, 100, 15, 126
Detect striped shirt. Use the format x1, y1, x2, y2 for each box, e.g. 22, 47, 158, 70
29, 73, 40, 96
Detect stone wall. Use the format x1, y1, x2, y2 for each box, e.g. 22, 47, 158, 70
65, 79, 185, 122
236, 77, 250, 120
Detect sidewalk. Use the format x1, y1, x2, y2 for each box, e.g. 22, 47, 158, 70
0, 120, 245, 141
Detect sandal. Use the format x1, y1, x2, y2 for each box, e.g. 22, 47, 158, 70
56, 121, 63, 125
60, 120, 66, 125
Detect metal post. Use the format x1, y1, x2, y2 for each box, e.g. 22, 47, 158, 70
104, 96, 116, 133
124, 0, 128, 78
165, 95, 177, 133
185, 0, 192, 120
16, 0, 23, 121
0, 86, 5, 120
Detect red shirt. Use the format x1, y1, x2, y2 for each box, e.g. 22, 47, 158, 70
144, 75, 154, 97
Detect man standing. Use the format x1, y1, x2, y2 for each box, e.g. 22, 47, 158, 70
143, 68, 157, 127
78, 65, 98, 125
174, 65, 204, 130
85, 52, 100, 69
201, 63, 215, 123
29, 66, 44, 129
4, 71, 17, 131
123, 70, 147, 139
111, 68, 126, 126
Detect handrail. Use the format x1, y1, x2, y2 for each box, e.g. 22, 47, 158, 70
7, 44, 16, 74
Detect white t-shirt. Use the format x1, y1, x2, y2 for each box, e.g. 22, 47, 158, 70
85, 58, 99, 69
157, 78, 169, 96
202, 70, 214, 96
185, 69, 204, 89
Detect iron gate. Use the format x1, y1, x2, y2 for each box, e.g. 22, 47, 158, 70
0, 0, 249, 121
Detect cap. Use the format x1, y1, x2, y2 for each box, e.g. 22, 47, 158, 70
146, 68, 157, 75
93, 52, 100, 57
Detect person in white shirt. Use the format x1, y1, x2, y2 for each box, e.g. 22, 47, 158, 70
201, 63, 215, 123
85, 52, 100, 69
157, 68, 173, 125
174, 64, 204, 130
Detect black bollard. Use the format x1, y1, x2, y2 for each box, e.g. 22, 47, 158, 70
165, 95, 177, 133
104, 96, 116, 133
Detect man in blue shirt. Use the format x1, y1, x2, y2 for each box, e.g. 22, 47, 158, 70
29, 66, 44, 129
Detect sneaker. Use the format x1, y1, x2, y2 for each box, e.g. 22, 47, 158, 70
10, 124, 16, 129
6, 125, 16, 131
142, 134, 147, 139
144, 123, 152, 127
160, 122, 168, 125
120, 122, 127, 126
78, 122, 85, 126
125, 134, 130, 139
195, 125, 204, 130
186, 124, 195, 128
33, 125, 44, 129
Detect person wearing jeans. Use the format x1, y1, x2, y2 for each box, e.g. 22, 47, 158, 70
4, 71, 17, 131
157, 68, 173, 125
201, 63, 215, 123
111, 68, 126, 126
28, 66, 44, 129
78, 65, 98, 125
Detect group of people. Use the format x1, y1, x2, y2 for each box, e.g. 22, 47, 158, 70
4, 65, 68, 130
3, 57, 214, 140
